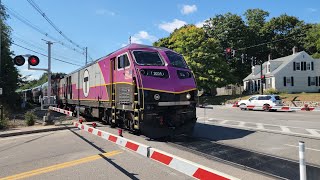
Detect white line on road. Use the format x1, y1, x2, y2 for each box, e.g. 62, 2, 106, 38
280, 126, 291, 133
219, 120, 229, 124
306, 129, 320, 137
285, 144, 320, 152
238, 121, 246, 127
256, 123, 264, 130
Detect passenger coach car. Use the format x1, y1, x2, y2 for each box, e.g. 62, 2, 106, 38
57, 44, 197, 138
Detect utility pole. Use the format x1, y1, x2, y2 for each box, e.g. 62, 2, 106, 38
260, 61, 264, 95
0, 0, 2, 77
47, 41, 52, 104
85, 47, 87, 65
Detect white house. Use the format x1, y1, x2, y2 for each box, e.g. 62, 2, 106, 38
243, 47, 320, 93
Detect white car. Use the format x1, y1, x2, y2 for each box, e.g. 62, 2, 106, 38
238, 95, 283, 111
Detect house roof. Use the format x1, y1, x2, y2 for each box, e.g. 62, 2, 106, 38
243, 51, 304, 81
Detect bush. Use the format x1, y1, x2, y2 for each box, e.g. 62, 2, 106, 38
0, 105, 9, 129
25, 111, 36, 126
264, 88, 282, 94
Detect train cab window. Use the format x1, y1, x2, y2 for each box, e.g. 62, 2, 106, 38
165, 51, 187, 68
117, 54, 130, 69
133, 51, 164, 66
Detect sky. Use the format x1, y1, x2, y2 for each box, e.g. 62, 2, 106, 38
3, 0, 320, 80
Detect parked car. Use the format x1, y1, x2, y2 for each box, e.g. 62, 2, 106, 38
238, 95, 283, 111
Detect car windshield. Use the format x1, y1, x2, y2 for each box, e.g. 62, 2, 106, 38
133, 51, 164, 66
274, 96, 281, 100
165, 51, 188, 68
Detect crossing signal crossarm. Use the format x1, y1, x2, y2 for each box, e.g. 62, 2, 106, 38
12, 42, 82, 67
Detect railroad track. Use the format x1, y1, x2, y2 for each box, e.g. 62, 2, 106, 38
168, 135, 320, 180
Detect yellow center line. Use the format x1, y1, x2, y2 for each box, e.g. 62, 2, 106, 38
0, 150, 123, 180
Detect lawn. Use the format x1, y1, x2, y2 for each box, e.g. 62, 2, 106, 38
199, 93, 320, 105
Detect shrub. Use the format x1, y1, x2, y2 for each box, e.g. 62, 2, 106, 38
264, 88, 282, 94
25, 111, 36, 126
0, 106, 9, 129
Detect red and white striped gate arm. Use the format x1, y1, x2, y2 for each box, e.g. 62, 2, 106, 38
149, 148, 239, 180
73, 122, 149, 157
49, 106, 73, 116
73, 122, 239, 180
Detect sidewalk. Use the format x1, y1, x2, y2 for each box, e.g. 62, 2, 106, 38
0, 121, 75, 138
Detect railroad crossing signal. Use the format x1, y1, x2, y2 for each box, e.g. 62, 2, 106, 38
13, 55, 40, 66
13, 55, 25, 66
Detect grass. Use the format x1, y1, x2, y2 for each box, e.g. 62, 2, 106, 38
199, 92, 320, 105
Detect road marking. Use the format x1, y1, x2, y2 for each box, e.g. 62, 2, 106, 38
256, 123, 264, 130
238, 122, 246, 127
280, 126, 291, 133
0, 150, 122, 180
285, 144, 320, 152
306, 129, 320, 137
219, 120, 228, 124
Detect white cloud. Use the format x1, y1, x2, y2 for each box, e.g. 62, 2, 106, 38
195, 20, 206, 28
131, 31, 157, 44
306, 8, 317, 12
159, 19, 187, 33
95, 9, 116, 16
181, 5, 197, 15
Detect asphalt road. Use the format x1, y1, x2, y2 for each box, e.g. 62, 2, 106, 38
0, 129, 191, 180
195, 106, 320, 165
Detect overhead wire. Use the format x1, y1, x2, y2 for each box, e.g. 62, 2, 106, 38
26, 0, 85, 50
5, 6, 85, 56
12, 42, 82, 67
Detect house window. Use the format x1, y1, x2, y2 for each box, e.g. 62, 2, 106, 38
286, 77, 291, 84
310, 77, 316, 86
267, 64, 271, 73
306, 62, 311, 70
295, 62, 300, 70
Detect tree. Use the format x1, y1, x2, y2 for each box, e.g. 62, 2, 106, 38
203, 13, 251, 83
154, 25, 233, 91
261, 14, 310, 58
0, 5, 20, 108
304, 24, 320, 58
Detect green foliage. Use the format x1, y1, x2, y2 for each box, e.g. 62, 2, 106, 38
154, 25, 234, 91
304, 24, 320, 58
264, 88, 282, 94
24, 111, 36, 126
0, 105, 9, 129
0, 5, 21, 108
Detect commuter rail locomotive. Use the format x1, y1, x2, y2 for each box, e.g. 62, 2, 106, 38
57, 44, 197, 138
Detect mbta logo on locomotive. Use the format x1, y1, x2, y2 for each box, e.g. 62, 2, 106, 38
83, 69, 90, 97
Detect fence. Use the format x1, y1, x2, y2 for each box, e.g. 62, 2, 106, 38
216, 85, 244, 96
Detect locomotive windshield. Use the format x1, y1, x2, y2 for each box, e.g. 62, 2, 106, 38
165, 51, 188, 68
133, 51, 164, 66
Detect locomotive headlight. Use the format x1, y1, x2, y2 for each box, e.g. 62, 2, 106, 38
186, 93, 191, 100
154, 94, 160, 100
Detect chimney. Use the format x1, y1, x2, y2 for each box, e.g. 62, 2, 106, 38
292, 46, 298, 54
268, 54, 272, 61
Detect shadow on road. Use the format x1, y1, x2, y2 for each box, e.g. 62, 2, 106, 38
192, 122, 254, 141
68, 128, 139, 180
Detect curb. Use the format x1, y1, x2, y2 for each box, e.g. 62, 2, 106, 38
0, 126, 74, 138
74, 122, 239, 180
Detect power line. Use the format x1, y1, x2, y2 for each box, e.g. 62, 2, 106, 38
12, 42, 82, 66
27, 0, 85, 51
237, 33, 306, 51
5, 6, 85, 56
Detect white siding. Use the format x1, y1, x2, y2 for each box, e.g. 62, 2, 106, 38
274, 52, 320, 93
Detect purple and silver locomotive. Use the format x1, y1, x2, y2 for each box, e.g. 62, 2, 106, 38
57, 44, 197, 138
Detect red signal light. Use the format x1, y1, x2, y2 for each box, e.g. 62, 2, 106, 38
13, 55, 26, 66
28, 55, 40, 66
226, 48, 231, 53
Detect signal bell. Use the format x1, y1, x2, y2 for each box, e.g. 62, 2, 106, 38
13, 55, 25, 66
28, 55, 40, 66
